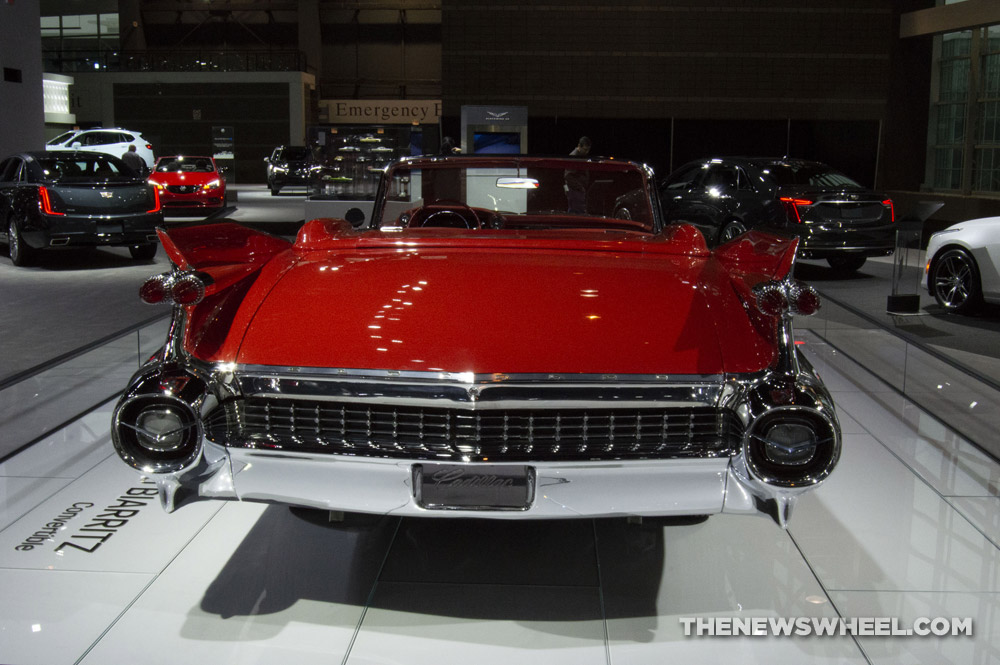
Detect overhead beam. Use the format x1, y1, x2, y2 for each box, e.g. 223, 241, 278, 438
900, 0, 1000, 38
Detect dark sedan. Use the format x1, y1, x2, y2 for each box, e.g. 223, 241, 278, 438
660, 157, 895, 273
0, 151, 162, 266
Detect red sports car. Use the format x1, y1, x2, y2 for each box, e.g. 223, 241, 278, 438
147, 155, 226, 210
112, 155, 840, 527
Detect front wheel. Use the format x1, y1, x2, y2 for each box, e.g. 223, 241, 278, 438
129, 243, 158, 261
8, 216, 35, 267
826, 254, 867, 274
931, 248, 983, 314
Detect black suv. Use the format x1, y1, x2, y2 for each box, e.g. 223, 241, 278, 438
265, 145, 319, 195
660, 157, 895, 273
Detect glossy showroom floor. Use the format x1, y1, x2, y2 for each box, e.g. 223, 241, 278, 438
1, 332, 999, 665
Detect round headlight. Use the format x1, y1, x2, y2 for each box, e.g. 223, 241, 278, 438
761, 422, 817, 466
745, 409, 839, 487
135, 406, 189, 452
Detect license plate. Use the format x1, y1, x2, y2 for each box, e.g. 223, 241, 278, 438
413, 464, 535, 511
96, 223, 124, 235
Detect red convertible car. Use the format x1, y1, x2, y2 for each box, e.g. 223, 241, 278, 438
147, 155, 226, 211
112, 155, 840, 527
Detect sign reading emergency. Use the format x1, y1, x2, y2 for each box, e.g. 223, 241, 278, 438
321, 99, 442, 124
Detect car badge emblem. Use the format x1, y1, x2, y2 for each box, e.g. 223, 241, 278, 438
100, 191, 113, 198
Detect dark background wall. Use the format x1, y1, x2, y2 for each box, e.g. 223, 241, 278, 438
113, 82, 289, 182
441, 0, 933, 188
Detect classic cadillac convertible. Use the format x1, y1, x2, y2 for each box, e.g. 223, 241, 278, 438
112, 155, 840, 527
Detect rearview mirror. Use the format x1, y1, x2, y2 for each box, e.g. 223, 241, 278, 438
496, 177, 539, 189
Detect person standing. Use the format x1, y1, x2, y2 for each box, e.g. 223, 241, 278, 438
565, 136, 592, 213
121, 144, 148, 176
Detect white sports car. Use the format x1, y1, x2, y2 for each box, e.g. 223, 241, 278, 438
925, 216, 1000, 314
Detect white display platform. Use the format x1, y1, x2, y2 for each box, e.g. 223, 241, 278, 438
1, 333, 998, 664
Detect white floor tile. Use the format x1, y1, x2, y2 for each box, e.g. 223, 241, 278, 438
790, 434, 1000, 593
829, 590, 1000, 665
351, 582, 608, 665
947, 497, 1000, 549
599, 514, 867, 664
0, 476, 73, 531
79, 502, 397, 665
0, 569, 153, 665
0, 456, 223, 573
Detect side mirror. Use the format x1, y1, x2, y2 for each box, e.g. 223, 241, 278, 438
71, 141, 82, 148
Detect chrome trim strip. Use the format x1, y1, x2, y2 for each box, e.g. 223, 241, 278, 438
232, 364, 728, 384
218, 366, 738, 409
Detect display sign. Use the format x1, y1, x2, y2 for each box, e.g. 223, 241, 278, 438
320, 100, 442, 125
460, 105, 528, 154
212, 126, 234, 160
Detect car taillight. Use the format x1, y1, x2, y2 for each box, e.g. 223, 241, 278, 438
38, 186, 65, 216
139, 272, 207, 306
139, 274, 170, 304
171, 273, 206, 305
147, 187, 161, 213
882, 199, 894, 222
788, 282, 821, 316
779, 197, 812, 223
753, 280, 821, 317
754, 282, 789, 316
145, 144, 153, 150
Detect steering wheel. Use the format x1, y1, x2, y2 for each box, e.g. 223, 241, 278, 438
413, 199, 480, 229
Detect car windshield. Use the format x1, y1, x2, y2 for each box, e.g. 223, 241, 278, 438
156, 157, 215, 173
279, 147, 312, 161
34, 155, 136, 183
762, 163, 861, 188
46, 131, 78, 146
375, 159, 655, 233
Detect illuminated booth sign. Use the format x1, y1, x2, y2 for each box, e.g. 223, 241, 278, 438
460, 105, 528, 155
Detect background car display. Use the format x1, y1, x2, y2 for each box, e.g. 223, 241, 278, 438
264, 144, 319, 195
112, 155, 840, 528
45, 128, 156, 169
925, 216, 1000, 314
660, 157, 895, 273
0, 151, 162, 266
148, 155, 226, 211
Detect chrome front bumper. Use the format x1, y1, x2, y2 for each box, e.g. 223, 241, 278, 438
162, 440, 781, 520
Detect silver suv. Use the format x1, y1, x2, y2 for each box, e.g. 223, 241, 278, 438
46, 128, 156, 169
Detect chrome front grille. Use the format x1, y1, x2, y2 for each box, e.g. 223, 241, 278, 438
205, 397, 743, 461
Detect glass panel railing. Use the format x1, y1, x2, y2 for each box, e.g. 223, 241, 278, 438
805, 295, 1000, 461
0, 316, 170, 461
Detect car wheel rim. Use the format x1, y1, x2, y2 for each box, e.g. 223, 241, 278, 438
8, 220, 19, 262
721, 225, 744, 242
934, 255, 971, 308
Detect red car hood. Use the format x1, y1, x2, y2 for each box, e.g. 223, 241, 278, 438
213, 227, 781, 376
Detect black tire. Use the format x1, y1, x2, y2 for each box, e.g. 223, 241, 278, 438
8, 215, 35, 267
269, 184, 280, 196
129, 243, 158, 261
826, 254, 867, 274
718, 220, 747, 244
931, 247, 983, 314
